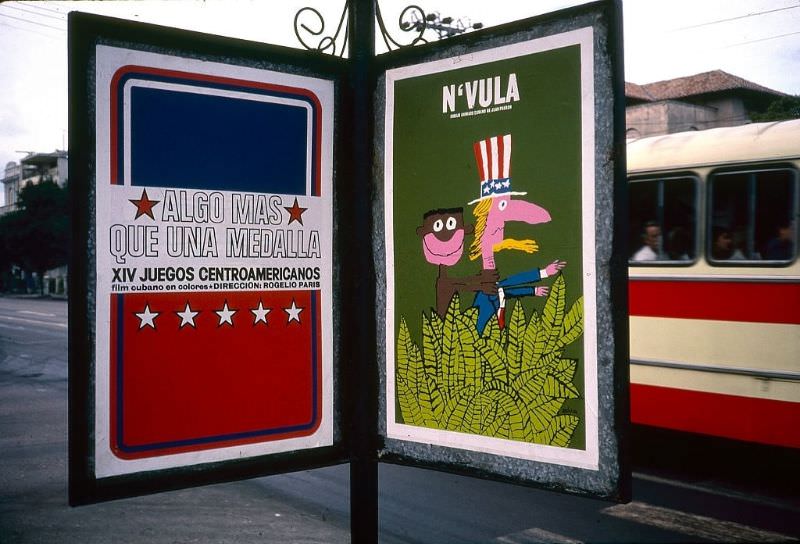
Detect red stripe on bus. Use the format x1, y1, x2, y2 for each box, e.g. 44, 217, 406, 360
631, 383, 800, 449
629, 280, 800, 324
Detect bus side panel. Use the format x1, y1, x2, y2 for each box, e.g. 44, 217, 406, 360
631, 383, 800, 448
629, 278, 800, 448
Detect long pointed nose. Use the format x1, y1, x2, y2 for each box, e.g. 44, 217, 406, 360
506, 198, 551, 225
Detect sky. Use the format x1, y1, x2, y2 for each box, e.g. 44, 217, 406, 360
0, 0, 799, 206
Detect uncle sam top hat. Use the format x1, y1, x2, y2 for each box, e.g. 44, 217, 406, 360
468, 133, 526, 205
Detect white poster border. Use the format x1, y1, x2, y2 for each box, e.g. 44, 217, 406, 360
94, 45, 335, 478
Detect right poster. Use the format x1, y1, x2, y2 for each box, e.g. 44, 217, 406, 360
383, 27, 598, 470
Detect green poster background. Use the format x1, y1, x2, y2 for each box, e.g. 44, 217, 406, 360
390, 43, 587, 449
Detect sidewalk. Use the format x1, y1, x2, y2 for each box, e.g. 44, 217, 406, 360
0, 375, 350, 544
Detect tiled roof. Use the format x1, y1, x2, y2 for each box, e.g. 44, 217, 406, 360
626, 70, 786, 102
625, 82, 654, 101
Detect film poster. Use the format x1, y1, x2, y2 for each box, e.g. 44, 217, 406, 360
384, 28, 599, 469
93, 45, 334, 477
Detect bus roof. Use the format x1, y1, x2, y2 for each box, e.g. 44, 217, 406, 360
627, 119, 800, 173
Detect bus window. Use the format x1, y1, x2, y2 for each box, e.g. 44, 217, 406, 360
708, 168, 797, 264
629, 177, 697, 264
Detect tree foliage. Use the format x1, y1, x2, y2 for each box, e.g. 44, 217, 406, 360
750, 95, 800, 122
0, 180, 69, 292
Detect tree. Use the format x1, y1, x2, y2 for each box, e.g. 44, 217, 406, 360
751, 95, 800, 122
0, 180, 69, 294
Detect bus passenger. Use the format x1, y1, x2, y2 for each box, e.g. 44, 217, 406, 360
632, 221, 663, 261
711, 227, 745, 260
666, 226, 691, 260
764, 219, 795, 260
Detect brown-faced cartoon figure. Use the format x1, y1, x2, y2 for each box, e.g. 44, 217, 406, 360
418, 207, 498, 317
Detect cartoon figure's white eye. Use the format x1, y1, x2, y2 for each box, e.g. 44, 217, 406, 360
433, 219, 444, 232
446, 217, 457, 230
498, 199, 508, 211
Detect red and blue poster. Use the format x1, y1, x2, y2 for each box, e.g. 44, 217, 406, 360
94, 45, 334, 477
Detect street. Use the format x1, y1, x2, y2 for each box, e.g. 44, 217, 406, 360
0, 296, 798, 543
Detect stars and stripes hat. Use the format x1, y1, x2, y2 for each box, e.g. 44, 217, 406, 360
468, 134, 526, 205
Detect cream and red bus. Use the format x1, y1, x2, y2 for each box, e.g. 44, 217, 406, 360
626, 119, 799, 449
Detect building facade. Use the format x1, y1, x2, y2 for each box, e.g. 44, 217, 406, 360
1, 150, 68, 296
1, 150, 68, 214
625, 70, 786, 138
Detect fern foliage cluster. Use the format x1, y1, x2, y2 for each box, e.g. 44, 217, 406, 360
396, 275, 584, 448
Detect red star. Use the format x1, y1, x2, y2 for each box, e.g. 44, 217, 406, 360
129, 189, 160, 220
284, 197, 308, 225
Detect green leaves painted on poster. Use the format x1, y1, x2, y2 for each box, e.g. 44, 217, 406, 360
395, 275, 584, 448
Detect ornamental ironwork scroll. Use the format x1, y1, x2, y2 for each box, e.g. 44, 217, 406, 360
294, 4, 349, 56
293, 2, 431, 55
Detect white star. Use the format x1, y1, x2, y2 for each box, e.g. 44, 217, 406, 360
215, 301, 237, 327
176, 302, 199, 329
135, 304, 159, 329
503, 180, 510, 188
251, 301, 271, 325
284, 299, 303, 323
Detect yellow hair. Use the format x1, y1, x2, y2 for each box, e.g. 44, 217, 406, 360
469, 198, 492, 261
493, 239, 539, 254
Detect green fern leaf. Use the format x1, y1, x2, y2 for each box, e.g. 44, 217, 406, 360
543, 275, 567, 353
543, 374, 580, 399
396, 318, 412, 382
535, 414, 579, 447
484, 411, 511, 438
521, 309, 540, 369
482, 313, 501, 342
456, 310, 480, 388
430, 310, 444, 339
415, 370, 444, 427
443, 295, 461, 393
506, 301, 525, 379
422, 312, 442, 385
478, 387, 532, 442
514, 368, 546, 405
464, 391, 491, 434
396, 377, 425, 427
554, 358, 578, 385
558, 296, 584, 349
479, 338, 507, 384
528, 396, 564, 433
443, 385, 476, 431
462, 306, 479, 323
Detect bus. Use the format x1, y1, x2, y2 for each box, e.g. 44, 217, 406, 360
626, 119, 799, 449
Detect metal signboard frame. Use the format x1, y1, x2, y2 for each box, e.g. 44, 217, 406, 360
375, 0, 629, 500
69, 0, 628, 512
68, 12, 350, 505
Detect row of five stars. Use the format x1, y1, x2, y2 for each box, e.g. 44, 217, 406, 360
135, 300, 303, 329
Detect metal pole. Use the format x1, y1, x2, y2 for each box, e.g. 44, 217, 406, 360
348, 1, 378, 543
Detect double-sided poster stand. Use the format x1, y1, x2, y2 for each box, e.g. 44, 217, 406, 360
69, 2, 629, 542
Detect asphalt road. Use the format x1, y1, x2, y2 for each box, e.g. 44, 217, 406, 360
1, 296, 798, 543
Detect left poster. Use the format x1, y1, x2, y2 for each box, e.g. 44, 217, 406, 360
91, 44, 335, 478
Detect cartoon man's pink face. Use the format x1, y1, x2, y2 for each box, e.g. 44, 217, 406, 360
418, 209, 472, 266
480, 196, 552, 268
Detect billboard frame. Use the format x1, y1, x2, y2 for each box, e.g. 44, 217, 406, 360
68, 12, 351, 505
374, 0, 630, 501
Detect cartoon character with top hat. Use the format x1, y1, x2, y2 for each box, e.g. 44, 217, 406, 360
467, 134, 566, 334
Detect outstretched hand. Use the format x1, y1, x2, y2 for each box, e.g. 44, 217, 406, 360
534, 286, 550, 297
544, 259, 567, 277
